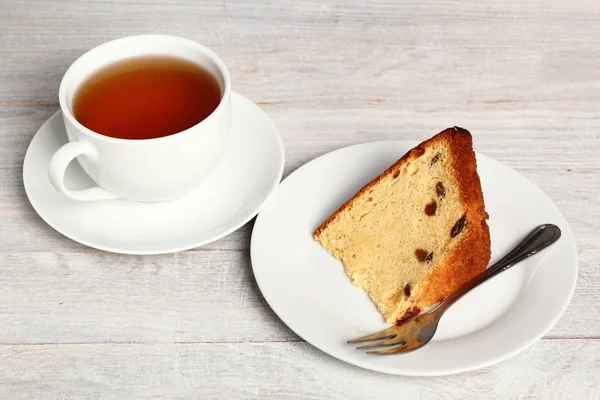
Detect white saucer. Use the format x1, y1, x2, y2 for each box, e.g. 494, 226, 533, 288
251, 141, 578, 376
23, 92, 284, 254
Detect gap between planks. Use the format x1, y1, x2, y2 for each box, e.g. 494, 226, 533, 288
0, 339, 305, 346
1, 337, 598, 347
0, 248, 249, 255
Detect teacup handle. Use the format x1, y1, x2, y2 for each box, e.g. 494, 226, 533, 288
48, 141, 120, 201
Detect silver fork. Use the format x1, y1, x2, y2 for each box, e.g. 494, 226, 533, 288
348, 224, 561, 355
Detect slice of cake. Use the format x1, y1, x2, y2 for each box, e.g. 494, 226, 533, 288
314, 127, 491, 325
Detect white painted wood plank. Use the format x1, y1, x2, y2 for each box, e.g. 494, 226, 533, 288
1, 107, 599, 251
0, 251, 296, 343
2, 106, 599, 181
0, 340, 598, 399
0, 0, 599, 113
0, 250, 597, 344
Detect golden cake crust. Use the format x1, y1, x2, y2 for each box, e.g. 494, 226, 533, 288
413, 128, 491, 305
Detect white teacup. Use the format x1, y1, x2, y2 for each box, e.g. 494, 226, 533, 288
50, 35, 231, 202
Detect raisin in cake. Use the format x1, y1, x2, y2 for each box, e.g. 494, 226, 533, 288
314, 127, 491, 325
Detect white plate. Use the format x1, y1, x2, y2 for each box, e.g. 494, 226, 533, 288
251, 141, 577, 376
23, 92, 284, 254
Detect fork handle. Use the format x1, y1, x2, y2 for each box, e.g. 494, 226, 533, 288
433, 224, 562, 316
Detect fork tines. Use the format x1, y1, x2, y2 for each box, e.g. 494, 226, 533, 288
348, 325, 411, 354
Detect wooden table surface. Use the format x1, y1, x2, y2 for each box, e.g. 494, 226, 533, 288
1, 0, 599, 398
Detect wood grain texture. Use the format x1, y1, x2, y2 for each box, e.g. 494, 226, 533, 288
0, 340, 599, 399
0, 0, 599, 397
0, 251, 298, 343
1, 250, 595, 344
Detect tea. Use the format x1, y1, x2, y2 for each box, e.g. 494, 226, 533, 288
73, 56, 221, 140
